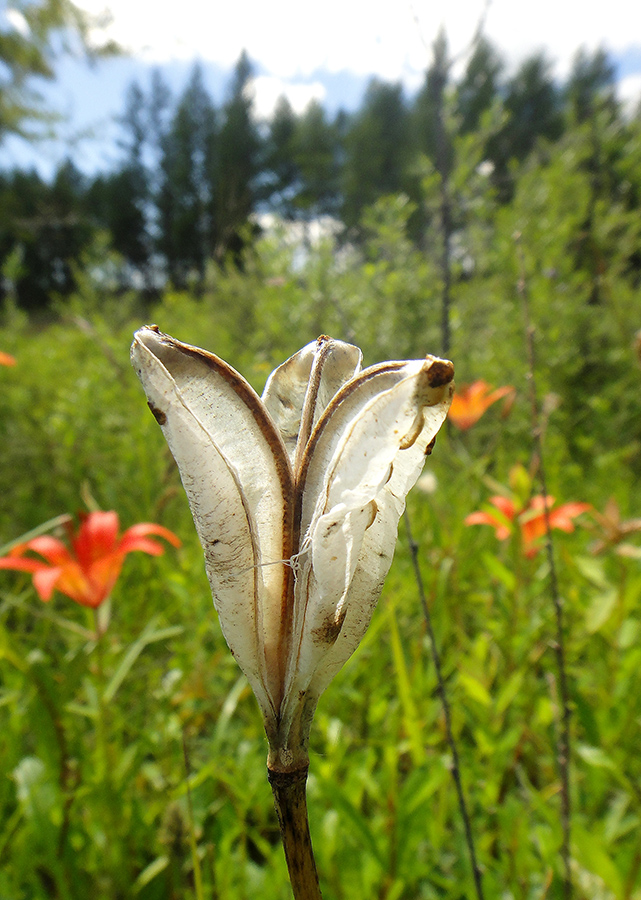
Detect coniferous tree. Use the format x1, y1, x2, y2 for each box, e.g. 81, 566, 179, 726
505, 54, 564, 156
566, 47, 617, 124
411, 30, 451, 168
411, 31, 455, 354
341, 80, 410, 231
0, 160, 94, 310
292, 100, 341, 222
490, 53, 564, 198
264, 95, 299, 218
456, 36, 503, 134
215, 50, 260, 263
146, 69, 173, 196
157, 63, 217, 288
99, 81, 151, 282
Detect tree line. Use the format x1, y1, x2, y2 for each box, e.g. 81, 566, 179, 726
0, 34, 635, 311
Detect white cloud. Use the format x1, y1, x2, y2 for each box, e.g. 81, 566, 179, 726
5, 7, 30, 37
75, 0, 641, 86
618, 73, 641, 115
252, 76, 326, 118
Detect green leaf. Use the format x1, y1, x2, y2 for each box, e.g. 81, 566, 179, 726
495, 670, 524, 715
577, 744, 616, 770
573, 823, 624, 897
574, 555, 609, 588
103, 618, 183, 704
481, 552, 516, 591
458, 672, 492, 706
585, 588, 618, 633
386, 603, 423, 765
133, 856, 169, 892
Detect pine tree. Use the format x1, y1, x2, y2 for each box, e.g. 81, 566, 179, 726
214, 51, 260, 263
341, 80, 410, 230
411, 30, 451, 167
456, 37, 503, 134
566, 47, 617, 124
264, 95, 299, 218
490, 52, 564, 198
0, 160, 94, 309
292, 100, 340, 222
156, 63, 217, 288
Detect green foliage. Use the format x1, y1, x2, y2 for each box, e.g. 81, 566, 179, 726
0, 173, 640, 897
3, 37, 639, 314
157, 64, 218, 288
341, 80, 411, 230
0, 160, 97, 310
1, 34, 641, 896
0, 0, 117, 142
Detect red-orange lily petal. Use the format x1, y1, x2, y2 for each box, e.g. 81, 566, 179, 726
519, 497, 591, 556
465, 495, 517, 540
119, 523, 182, 555
449, 380, 515, 430
34, 566, 68, 602
0, 511, 181, 609
521, 499, 591, 549
15, 535, 73, 566
0, 351, 16, 366
466, 491, 590, 557
0, 556, 50, 575
72, 510, 120, 568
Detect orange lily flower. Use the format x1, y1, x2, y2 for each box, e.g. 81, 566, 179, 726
448, 380, 514, 430
466, 495, 590, 557
465, 495, 516, 540
519, 496, 591, 555
0, 510, 180, 608
0, 351, 16, 366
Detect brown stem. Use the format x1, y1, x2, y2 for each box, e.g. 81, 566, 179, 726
517, 235, 572, 899
268, 766, 322, 900
404, 510, 485, 900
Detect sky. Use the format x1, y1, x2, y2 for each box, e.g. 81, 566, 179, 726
78, 0, 641, 99
3, 0, 641, 175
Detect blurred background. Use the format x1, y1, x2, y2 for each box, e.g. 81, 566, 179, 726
1, 0, 641, 311
1, 2, 641, 899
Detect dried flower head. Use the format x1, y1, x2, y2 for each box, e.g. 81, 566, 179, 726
132, 328, 454, 771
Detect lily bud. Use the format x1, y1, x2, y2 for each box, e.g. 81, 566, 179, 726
131, 328, 454, 772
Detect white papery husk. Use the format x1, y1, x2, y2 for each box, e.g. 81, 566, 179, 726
131, 328, 454, 771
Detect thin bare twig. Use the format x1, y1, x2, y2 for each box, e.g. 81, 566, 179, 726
408, 0, 492, 359
404, 509, 485, 900
516, 234, 572, 899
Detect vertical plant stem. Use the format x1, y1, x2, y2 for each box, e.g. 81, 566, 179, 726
268, 767, 322, 900
404, 510, 485, 900
182, 733, 205, 900
432, 48, 452, 359
92, 609, 117, 885
93, 609, 108, 783
516, 236, 572, 899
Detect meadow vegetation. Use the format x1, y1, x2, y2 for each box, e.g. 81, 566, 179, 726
1, 142, 640, 898
1, 18, 641, 896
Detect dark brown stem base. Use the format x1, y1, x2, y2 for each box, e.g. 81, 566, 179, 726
268, 766, 322, 900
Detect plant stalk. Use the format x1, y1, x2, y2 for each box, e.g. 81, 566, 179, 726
517, 235, 572, 899
404, 509, 485, 900
268, 766, 322, 900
